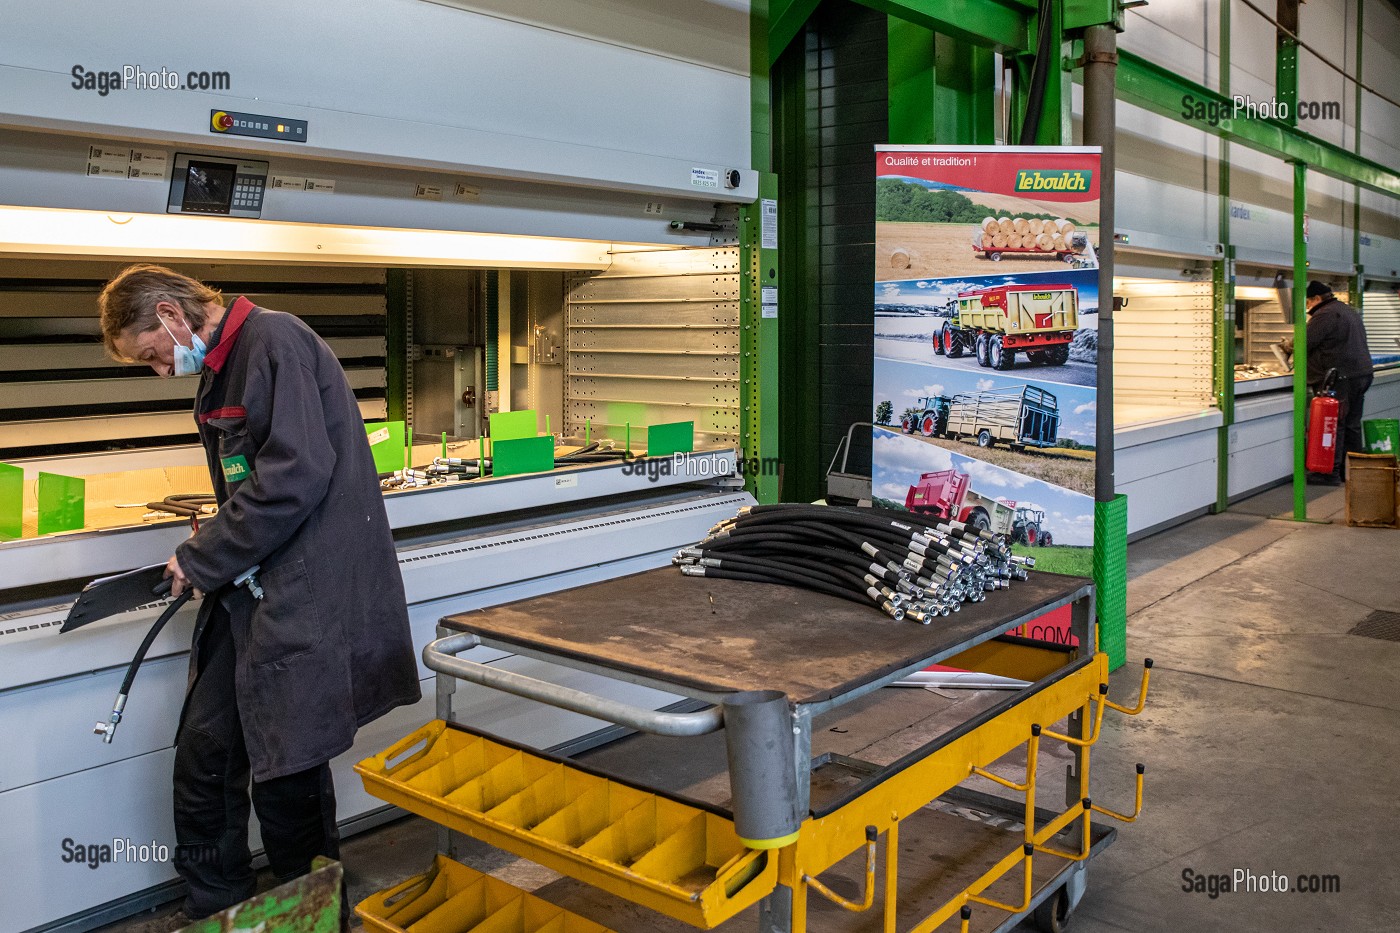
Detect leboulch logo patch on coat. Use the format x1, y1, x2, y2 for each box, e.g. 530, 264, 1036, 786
221, 455, 250, 482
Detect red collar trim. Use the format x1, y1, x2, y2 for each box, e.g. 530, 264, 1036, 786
205, 297, 255, 373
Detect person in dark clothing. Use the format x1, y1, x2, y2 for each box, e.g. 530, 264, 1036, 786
1304, 281, 1374, 484
100, 265, 421, 930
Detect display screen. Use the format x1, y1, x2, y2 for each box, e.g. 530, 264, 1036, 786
181, 160, 236, 213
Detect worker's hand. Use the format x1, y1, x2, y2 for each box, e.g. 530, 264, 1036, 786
164, 555, 201, 599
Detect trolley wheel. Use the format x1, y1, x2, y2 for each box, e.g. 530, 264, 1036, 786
977, 429, 994, 448
989, 251, 1003, 261
1033, 887, 1072, 932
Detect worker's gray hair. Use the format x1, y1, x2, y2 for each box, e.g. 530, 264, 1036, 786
99, 264, 223, 360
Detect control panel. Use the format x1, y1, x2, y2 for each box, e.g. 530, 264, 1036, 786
167, 153, 270, 219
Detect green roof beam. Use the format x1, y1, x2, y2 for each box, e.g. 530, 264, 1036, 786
854, 0, 1031, 53
1115, 50, 1400, 198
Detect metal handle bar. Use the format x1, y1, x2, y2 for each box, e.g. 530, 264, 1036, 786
423, 633, 725, 737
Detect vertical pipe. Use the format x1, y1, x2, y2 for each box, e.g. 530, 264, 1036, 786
1292, 161, 1309, 520
1083, 25, 1116, 503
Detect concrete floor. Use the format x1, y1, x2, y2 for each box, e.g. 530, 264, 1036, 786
103, 482, 1400, 932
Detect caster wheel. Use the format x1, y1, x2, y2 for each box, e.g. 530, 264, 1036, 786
1032, 887, 1072, 933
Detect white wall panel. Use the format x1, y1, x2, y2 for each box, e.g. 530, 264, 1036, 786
1229, 394, 1293, 497
1120, 0, 1219, 87
0, 130, 726, 246
1360, 2, 1400, 169
0, 0, 755, 202
1230, 0, 1277, 102
1117, 415, 1221, 535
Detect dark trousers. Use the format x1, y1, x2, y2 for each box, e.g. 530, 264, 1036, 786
173, 604, 342, 920
1331, 374, 1373, 478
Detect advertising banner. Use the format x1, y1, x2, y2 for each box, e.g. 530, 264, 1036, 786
871, 146, 1101, 579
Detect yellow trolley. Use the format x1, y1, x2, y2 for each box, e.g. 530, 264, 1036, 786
356, 569, 1149, 933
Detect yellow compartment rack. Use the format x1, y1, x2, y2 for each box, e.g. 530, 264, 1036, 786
357, 853, 614, 933
355, 721, 778, 928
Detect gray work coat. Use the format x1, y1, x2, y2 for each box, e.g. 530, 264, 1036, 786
178, 298, 421, 781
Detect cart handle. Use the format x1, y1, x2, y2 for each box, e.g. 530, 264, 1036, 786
423, 633, 725, 737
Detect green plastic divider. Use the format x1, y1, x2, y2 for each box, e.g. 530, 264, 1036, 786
490, 410, 538, 442
1363, 419, 1399, 454
366, 421, 407, 473
37, 472, 85, 536
1093, 494, 1129, 672
646, 421, 694, 458
0, 463, 22, 540
491, 436, 555, 477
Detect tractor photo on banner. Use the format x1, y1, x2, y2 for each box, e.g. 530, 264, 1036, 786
871, 146, 1102, 577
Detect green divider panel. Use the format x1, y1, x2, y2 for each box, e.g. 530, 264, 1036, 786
37, 472, 85, 536
1093, 494, 1129, 672
366, 421, 407, 473
1363, 419, 1399, 454
646, 421, 695, 458
490, 410, 538, 441
0, 463, 22, 540
491, 436, 555, 478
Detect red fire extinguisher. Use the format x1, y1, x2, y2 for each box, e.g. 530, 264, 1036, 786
1306, 368, 1340, 474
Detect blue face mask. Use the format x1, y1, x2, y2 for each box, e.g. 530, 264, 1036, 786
159, 316, 207, 376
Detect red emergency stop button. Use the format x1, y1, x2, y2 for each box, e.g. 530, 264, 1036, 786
211, 111, 233, 131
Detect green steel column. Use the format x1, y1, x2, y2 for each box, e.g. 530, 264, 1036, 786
772, 34, 815, 502
1291, 160, 1309, 520
888, 19, 937, 143
1214, 0, 1234, 512
934, 35, 996, 144
889, 21, 995, 145
745, 1, 779, 501
1276, 0, 1299, 128
741, 175, 781, 503
385, 269, 409, 423
1213, 251, 1236, 512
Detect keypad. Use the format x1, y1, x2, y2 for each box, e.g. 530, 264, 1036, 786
233, 175, 265, 212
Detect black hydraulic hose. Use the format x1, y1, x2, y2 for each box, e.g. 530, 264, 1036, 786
1018, 0, 1054, 146
702, 552, 873, 602
147, 494, 217, 517
691, 564, 869, 606
553, 442, 601, 461
95, 584, 194, 743
717, 520, 917, 576
708, 538, 900, 585
735, 509, 925, 551
742, 504, 941, 545
705, 549, 878, 597
121, 589, 192, 696
744, 550, 891, 594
